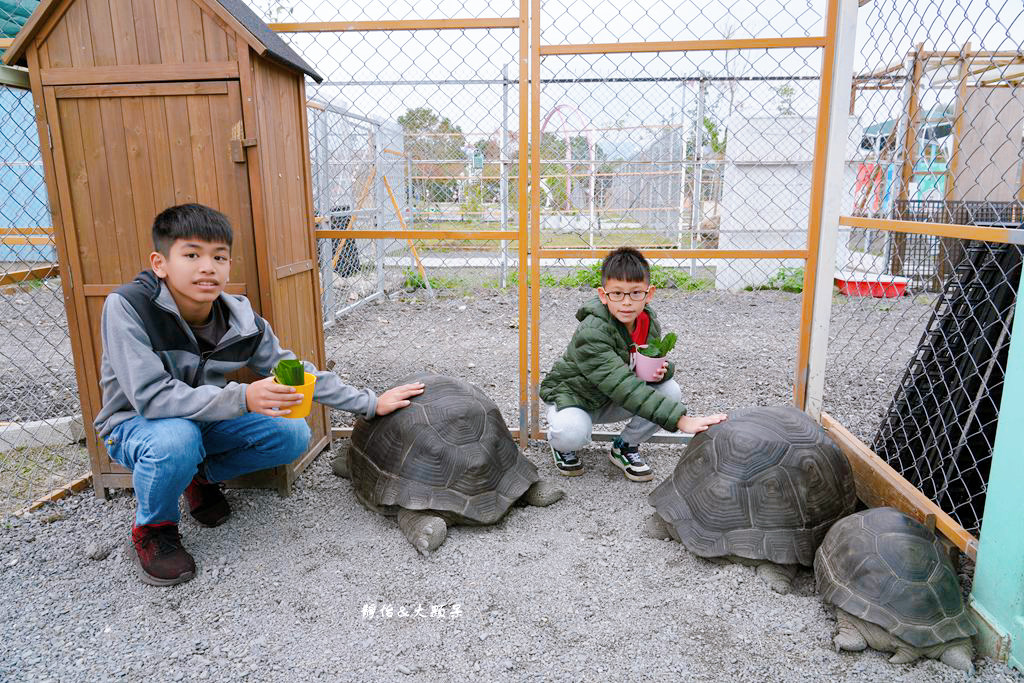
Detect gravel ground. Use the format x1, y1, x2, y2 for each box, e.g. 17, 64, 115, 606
2, 286, 1020, 681
2, 448, 1021, 682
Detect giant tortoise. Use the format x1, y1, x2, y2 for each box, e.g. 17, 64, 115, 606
332, 373, 563, 553
814, 507, 976, 673
646, 405, 856, 593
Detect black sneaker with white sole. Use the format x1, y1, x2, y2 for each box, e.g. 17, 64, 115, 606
609, 437, 653, 481
550, 444, 584, 476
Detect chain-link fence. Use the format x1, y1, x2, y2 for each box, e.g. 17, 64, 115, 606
0, 81, 88, 516
530, 1, 831, 440
2, 0, 1022, 545
278, 16, 528, 436
825, 0, 1024, 538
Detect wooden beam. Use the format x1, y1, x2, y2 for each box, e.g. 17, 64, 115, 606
53, 82, 229, 99
796, 0, 846, 412
0, 264, 58, 287
40, 63, 239, 86
0, 64, 29, 89
268, 18, 520, 32
536, 248, 808, 259
16, 473, 93, 516
541, 36, 826, 56
517, 0, 529, 448
315, 229, 520, 240
1, 0, 60, 66
840, 215, 1024, 243
821, 412, 978, 559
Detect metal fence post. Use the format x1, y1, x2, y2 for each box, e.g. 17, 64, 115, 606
373, 122, 387, 295
969, 267, 1024, 670
501, 64, 510, 288
316, 113, 336, 326
689, 78, 706, 275
798, 0, 858, 417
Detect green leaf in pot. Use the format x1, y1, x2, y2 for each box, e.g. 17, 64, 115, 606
637, 331, 678, 358
659, 332, 677, 356
273, 359, 306, 386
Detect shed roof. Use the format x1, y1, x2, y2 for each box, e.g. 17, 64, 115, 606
215, 0, 321, 83
2, 0, 322, 83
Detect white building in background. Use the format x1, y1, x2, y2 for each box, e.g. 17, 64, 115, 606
715, 114, 862, 290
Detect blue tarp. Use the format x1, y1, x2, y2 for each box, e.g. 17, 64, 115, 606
1, 0, 39, 39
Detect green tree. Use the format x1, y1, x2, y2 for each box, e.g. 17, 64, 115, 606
397, 107, 467, 203
776, 83, 796, 116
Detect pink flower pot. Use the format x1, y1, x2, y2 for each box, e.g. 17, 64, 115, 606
632, 351, 666, 382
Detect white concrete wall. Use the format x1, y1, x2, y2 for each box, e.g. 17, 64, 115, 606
716, 114, 861, 290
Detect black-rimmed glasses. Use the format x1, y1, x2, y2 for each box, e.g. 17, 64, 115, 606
603, 288, 650, 302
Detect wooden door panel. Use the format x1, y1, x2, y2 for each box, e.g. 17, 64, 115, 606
45, 79, 259, 446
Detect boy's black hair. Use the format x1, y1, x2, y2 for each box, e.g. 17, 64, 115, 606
152, 203, 233, 256
601, 246, 650, 285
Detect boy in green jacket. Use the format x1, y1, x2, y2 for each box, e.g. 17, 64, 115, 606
539, 247, 726, 481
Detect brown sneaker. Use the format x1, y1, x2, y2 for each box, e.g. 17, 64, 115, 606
184, 475, 230, 527
131, 523, 196, 586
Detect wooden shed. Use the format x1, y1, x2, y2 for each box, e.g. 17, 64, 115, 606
3, 0, 330, 496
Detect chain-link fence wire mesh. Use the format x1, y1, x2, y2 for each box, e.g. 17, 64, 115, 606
824, 0, 1024, 536
535, 47, 841, 292
531, 1, 830, 439
534, 257, 803, 440
316, 237, 523, 431
0, 83, 88, 516
278, 20, 526, 430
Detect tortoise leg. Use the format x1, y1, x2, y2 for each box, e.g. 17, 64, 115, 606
521, 480, 564, 507
755, 562, 798, 595
833, 609, 868, 653
937, 641, 975, 675
397, 509, 447, 555
888, 645, 921, 665
330, 453, 350, 479
644, 512, 673, 540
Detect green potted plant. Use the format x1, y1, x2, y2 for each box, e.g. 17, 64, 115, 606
633, 332, 677, 382
273, 359, 316, 419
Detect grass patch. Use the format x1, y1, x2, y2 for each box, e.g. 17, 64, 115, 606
401, 268, 469, 291
504, 262, 712, 291
745, 266, 805, 293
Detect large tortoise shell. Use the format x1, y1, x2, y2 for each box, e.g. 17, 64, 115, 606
347, 373, 538, 525
648, 405, 856, 566
814, 507, 977, 648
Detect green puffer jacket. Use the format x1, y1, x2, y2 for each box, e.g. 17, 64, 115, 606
539, 297, 687, 431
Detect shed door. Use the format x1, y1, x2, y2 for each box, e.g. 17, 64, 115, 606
43, 80, 259, 459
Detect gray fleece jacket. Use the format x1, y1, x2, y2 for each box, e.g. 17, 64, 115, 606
94, 270, 376, 437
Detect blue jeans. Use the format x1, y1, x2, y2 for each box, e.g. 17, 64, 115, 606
105, 413, 312, 526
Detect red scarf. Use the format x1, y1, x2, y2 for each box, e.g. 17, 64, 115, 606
630, 311, 650, 349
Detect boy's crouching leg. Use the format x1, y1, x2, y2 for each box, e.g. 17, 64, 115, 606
201, 414, 312, 483
110, 418, 205, 526
253, 417, 312, 466
652, 378, 682, 402
104, 417, 204, 586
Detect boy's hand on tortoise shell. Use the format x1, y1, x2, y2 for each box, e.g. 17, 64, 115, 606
677, 413, 727, 434
376, 382, 426, 416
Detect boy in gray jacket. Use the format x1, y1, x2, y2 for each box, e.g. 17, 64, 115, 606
97, 204, 423, 586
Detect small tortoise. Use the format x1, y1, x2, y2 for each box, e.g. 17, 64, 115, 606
646, 405, 856, 593
332, 373, 563, 553
814, 507, 976, 673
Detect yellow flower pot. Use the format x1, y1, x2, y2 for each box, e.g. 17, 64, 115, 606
277, 372, 316, 419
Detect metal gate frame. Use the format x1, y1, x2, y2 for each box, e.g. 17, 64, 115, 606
276, 12, 532, 447
525, 0, 842, 439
